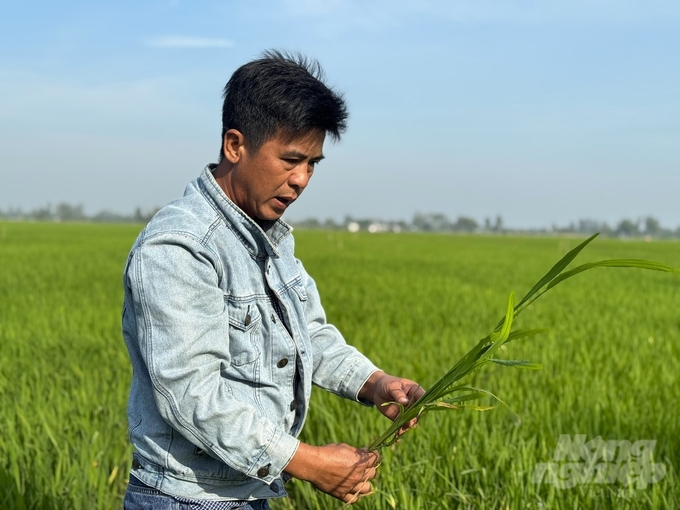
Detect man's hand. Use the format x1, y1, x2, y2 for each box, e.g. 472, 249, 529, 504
284, 442, 379, 504
358, 371, 425, 435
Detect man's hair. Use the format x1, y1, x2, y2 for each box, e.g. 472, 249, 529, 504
219, 50, 348, 160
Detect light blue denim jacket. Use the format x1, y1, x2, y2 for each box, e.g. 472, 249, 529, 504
122, 166, 379, 501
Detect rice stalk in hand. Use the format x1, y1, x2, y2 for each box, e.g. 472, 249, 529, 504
368, 233, 680, 451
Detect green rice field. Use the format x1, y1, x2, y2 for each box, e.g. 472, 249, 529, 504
1, 222, 678, 509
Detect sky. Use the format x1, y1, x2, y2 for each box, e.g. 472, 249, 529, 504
1, 0, 679, 229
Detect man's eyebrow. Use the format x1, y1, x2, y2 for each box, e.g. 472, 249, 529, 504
281, 150, 325, 161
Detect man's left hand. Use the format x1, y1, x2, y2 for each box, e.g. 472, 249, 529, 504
359, 371, 425, 434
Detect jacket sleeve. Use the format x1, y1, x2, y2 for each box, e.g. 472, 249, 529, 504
296, 259, 380, 404
126, 233, 299, 483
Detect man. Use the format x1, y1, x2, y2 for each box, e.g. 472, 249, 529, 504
122, 50, 423, 509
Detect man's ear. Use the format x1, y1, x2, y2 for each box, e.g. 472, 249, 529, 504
223, 129, 245, 164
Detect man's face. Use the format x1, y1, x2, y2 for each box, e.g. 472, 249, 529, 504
228, 130, 325, 223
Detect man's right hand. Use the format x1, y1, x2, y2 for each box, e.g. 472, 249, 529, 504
284, 442, 379, 504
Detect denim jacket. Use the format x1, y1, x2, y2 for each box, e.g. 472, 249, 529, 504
122, 166, 379, 501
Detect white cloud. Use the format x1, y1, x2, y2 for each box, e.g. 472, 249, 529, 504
144, 36, 234, 49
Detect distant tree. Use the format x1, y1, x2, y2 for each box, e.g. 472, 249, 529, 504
600, 222, 613, 236
413, 213, 451, 231
294, 218, 321, 229
92, 210, 128, 222
323, 218, 338, 230
411, 213, 430, 230
578, 219, 600, 233
133, 207, 161, 223
0, 206, 34, 219
616, 218, 639, 237
453, 216, 479, 233
33, 205, 54, 220
56, 203, 85, 221
494, 215, 503, 232
644, 216, 661, 236
484, 217, 491, 231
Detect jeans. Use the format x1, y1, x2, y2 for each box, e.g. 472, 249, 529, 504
123, 475, 271, 510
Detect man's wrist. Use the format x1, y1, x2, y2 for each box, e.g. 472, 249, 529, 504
283, 442, 317, 482
357, 370, 385, 405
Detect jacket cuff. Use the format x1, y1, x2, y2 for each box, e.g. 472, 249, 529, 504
340, 361, 381, 407
245, 426, 300, 484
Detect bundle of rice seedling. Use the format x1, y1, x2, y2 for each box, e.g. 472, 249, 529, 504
369, 233, 680, 451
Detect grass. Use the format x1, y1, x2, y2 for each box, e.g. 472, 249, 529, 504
1, 222, 678, 509
0, 223, 135, 509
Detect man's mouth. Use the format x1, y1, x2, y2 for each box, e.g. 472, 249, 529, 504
274, 196, 295, 208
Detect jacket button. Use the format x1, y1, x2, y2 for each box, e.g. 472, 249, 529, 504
277, 358, 288, 368
244, 314, 251, 327
290, 400, 297, 412
270, 482, 279, 492
271, 314, 276, 323
257, 465, 270, 478
132, 458, 142, 470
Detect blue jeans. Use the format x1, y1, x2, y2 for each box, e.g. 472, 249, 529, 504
123, 475, 271, 510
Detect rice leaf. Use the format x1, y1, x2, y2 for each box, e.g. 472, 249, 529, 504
505, 328, 548, 344
485, 293, 516, 358
490, 359, 543, 370
449, 386, 517, 418
547, 259, 680, 290
431, 402, 461, 410
513, 233, 599, 310
441, 392, 486, 404
491, 292, 515, 343
428, 403, 495, 412
460, 405, 495, 412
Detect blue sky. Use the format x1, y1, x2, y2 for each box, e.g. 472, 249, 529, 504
1, 0, 679, 228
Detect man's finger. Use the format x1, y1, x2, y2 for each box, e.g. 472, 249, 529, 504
388, 386, 410, 406
344, 481, 371, 505
397, 417, 419, 435
361, 449, 380, 468
407, 384, 424, 402
364, 465, 378, 482
344, 491, 360, 505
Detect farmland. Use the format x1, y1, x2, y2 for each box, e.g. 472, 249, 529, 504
1, 222, 678, 509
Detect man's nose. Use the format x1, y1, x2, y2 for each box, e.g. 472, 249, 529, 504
288, 164, 313, 191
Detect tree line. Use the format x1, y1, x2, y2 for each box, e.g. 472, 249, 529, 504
1, 205, 678, 239
292, 213, 680, 239
0, 203, 160, 224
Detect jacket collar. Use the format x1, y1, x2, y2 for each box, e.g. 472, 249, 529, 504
197, 165, 292, 259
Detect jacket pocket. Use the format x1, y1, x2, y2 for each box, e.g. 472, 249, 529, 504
291, 281, 307, 302
226, 300, 262, 366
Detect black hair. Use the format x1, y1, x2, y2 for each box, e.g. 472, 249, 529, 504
219, 50, 348, 160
